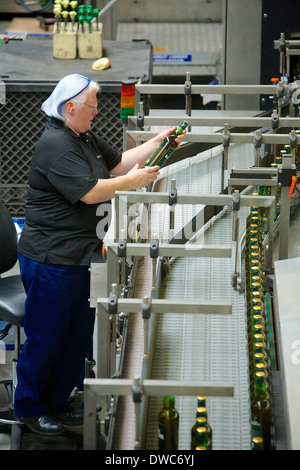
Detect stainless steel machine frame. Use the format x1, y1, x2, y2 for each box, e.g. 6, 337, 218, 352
85, 188, 275, 449
85, 79, 299, 450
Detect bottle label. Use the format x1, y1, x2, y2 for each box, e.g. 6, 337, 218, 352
156, 147, 174, 167
251, 412, 262, 439
158, 423, 166, 450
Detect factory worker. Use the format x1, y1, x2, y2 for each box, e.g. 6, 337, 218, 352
14, 73, 186, 436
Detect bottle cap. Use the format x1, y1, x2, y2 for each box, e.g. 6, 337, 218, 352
196, 407, 206, 413
196, 417, 207, 424
195, 427, 207, 434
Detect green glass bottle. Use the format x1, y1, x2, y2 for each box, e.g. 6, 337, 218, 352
248, 292, 264, 314
251, 371, 272, 450
158, 395, 179, 450
197, 396, 206, 407
191, 407, 212, 450
249, 323, 267, 346
143, 120, 188, 168
249, 333, 267, 355
252, 436, 264, 450
191, 416, 212, 450
253, 341, 266, 355
192, 426, 210, 450
191, 416, 207, 449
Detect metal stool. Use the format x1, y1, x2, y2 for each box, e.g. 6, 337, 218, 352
0, 201, 26, 449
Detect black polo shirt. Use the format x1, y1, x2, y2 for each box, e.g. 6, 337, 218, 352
18, 118, 122, 266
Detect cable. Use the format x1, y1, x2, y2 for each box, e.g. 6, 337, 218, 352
17, 0, 54, 13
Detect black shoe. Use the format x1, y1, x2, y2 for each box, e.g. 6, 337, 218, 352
20, 414, 65, 436
54, 408, 84, 426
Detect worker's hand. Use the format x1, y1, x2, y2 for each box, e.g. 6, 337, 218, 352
154, 126, 186, 148
127, 163, 160, 189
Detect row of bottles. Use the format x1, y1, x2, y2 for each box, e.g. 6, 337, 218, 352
158, 395, 212, 450
190, 396, 212, 450
258, 161, 281, 221
258, 138, 300, 222
279, 140, 300, 184
245, 203, 273, 451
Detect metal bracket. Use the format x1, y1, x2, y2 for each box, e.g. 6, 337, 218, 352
108, 284, 118, 315
169, 179, 177, 231
254, 130, 262, 166
232, 189, 240, 212
150, 239, 159, 258
276, 81, 284, 99
169, 187, 177, 206
132, 376, 143, 404
222, 123, 230, 173
277, 164, 297, 187
142, 296, 151, 320
290, 129, 297, 150
184, 71, 192, 117
272, 110, 279, 129
117, 239, 127, 258
137, 101, 144, 130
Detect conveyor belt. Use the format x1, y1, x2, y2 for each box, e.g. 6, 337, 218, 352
145, 143, 254, 450
112, 137, 256, 450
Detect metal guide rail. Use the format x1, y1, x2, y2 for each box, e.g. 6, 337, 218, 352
128, 115, 300, 130
135, 83, 291, 96
125, 104, 300, 262
126, 113, 300, 148
84, 377, 234, 450
134, 81, 300, 117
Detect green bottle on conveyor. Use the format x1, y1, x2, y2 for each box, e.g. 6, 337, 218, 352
158, 395, 179, 450
143, 120, 188, 168
251, 371, 271, 450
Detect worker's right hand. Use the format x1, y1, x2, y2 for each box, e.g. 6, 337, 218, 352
127, 163, 160, 189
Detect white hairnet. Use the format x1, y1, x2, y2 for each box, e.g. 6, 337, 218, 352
41, 73, 91, 120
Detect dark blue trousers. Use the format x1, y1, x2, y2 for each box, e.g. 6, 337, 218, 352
14, 254, 95, 417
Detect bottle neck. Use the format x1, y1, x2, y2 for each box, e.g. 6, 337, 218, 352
254, 375, 268, 397
164, 396, 175, 409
